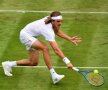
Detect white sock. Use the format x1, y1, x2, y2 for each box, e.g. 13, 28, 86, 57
8, 61, 17, 67
50, 68, 57, 77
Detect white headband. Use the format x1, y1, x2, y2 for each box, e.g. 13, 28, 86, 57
51, 15, 62, 20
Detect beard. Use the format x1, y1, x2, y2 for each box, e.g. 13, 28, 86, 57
53, 24, 61, 30
53, 25, 61, 33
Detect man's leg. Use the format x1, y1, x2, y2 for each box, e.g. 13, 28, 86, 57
2, 40, 64, 84
32, 40, 65, 84
16, 49, 39, 66
2, 49, 39, 76
32, 40, 53, 69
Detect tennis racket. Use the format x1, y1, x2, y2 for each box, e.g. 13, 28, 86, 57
72, 67, 104, 87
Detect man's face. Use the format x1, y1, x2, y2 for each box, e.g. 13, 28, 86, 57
52, 19, 62, 29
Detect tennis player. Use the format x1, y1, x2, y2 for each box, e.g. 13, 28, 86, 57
2, 11, 81, 84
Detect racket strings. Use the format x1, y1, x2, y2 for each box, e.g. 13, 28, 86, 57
91, 75, 100, 84
86, 73, 104, 86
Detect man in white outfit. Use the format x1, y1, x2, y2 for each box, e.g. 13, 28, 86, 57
2, 11, 81, 84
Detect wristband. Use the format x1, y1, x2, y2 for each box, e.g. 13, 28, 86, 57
63, 57, 70, 64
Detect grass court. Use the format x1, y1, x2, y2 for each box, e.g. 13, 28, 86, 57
0, 0, 108, 90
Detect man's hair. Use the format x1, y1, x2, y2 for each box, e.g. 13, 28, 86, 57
45, 11, 61, 24
50, 11, 61, 17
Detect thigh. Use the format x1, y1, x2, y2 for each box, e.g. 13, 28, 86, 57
31, 40, 47, 50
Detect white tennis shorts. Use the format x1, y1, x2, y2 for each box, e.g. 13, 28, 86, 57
20, 30, 37, 50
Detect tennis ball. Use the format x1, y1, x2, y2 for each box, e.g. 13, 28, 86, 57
94, 69, 99, 74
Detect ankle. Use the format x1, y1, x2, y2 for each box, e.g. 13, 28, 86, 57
8, 61, 17, 67
50, 68, 57, 76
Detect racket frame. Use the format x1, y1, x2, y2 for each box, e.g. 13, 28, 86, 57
73, 67, 104, 86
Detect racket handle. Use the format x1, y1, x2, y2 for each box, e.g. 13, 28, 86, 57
72, 67, 79, 72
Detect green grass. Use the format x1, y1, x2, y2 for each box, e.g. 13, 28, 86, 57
0, 0, 108, 11
0, 0, 108, 90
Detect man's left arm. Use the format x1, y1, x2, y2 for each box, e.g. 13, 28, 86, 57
55, 30, 81, 46
55, 30, 71, 41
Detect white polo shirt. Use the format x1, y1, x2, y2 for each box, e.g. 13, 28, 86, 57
22, 16, 55, 41
20, 16, 55, 50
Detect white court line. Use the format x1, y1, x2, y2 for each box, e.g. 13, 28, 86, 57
0, 10, 108, 14
0, 66, 108, 69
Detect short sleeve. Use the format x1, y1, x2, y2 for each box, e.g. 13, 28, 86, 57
44, 32, 55, 41
41, 29, 55, 41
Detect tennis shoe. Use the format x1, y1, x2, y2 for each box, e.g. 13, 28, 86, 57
52, 74, 65, 84
2, 61, 13, 76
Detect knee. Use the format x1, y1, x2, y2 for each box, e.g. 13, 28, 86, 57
30, 61, 38, 66
42, 45, 49, 51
